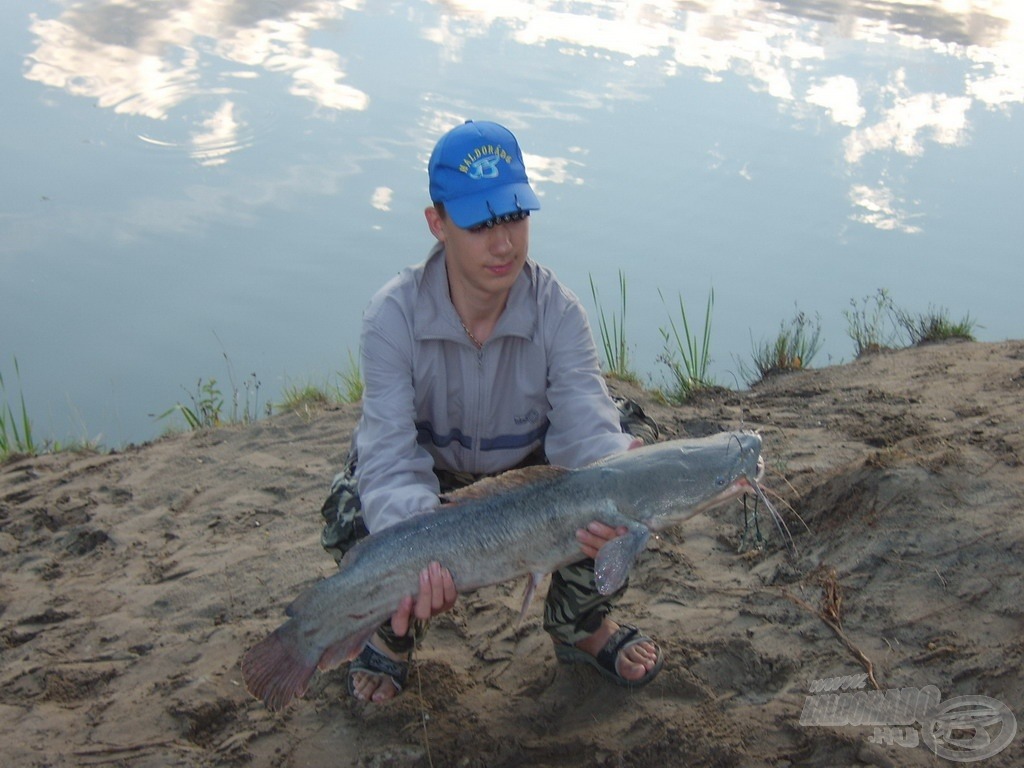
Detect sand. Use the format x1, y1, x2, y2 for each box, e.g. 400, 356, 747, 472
2, 339, 1022, 767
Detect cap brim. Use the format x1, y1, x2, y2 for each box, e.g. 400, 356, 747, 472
444, 182, 541, 229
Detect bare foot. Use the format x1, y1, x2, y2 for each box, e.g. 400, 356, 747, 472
574, 618, 660, 682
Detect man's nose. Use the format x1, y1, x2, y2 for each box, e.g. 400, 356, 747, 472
488, 223, 514, 254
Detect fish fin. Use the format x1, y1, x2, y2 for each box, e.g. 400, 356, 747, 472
594, 525, 651, 595
241, 619, 319, 712
318, 624, 379, 670
516, 572, 546, 627
242, 617, 379, 712
443, 465, 569, 503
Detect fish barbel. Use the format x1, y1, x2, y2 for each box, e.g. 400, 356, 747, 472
242, 431, 791, 710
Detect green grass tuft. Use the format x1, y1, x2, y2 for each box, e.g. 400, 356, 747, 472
275, 350, 363, 415
893, 305, 977, 345
337, 348, 364, 403
744, 308, 823, 384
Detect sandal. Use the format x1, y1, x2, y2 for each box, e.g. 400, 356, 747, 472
346, 642, 409, 700
554, 624, 664, 688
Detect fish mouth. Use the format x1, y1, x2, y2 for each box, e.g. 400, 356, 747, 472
686, 475, 757, 518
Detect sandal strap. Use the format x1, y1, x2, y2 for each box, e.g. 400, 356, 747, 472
595, 624, 642, 674
351, 642, 409, 691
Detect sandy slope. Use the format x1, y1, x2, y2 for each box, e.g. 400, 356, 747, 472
1, 340, 1022, 767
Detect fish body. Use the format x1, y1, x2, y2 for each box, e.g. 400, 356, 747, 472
242, 431, 772, 710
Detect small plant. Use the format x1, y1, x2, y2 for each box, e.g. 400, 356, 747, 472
228, 370, 263, 424
657, 287, 715, 403
892, 305, 977, 345
745, 308, 823, 383
212, 333, 264, 424
589, 271, 639, 383
158, 377, 226, 430
844, 288, 904, 356
1, 358, 37, 459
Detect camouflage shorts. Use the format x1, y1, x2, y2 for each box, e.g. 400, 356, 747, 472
319, 397, 660, 648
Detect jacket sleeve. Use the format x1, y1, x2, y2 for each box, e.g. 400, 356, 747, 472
354, 295, 441, 534
542, 289, 634, 468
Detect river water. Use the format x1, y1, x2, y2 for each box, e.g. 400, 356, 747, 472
2, 0, 1022, 446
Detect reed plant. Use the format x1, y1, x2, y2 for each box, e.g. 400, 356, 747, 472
0, 358, 37, 459
657, 287, 715, 403
589, 272, 639, 383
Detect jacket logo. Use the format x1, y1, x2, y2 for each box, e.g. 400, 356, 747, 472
514, 409, 540, 425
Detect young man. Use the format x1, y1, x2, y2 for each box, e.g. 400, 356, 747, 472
321, 120, 663, 703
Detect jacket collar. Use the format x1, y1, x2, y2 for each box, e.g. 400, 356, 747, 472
413, 243, 538, 344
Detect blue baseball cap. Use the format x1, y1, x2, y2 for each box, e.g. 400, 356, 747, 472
428, 120, 541, 229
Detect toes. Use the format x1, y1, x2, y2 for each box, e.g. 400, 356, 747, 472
372, 684, 395, 704
351, 672, 374, 701
372, 679, 399, 702
351, 672, 398, 703
618, 641, 659, 680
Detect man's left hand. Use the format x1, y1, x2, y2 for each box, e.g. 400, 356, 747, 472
390, 560, 457, 637
576, 521, 628, 560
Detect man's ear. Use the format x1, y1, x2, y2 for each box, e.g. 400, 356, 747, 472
424, 206, 446, 241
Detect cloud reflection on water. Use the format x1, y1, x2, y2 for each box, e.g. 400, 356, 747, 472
25, 0, 368, 165
22, 0, 1022, 230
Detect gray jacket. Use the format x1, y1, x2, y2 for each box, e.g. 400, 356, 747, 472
354, 243, 632, 533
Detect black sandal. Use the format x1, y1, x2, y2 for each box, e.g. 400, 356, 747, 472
346, 642, 409, 700
554, 624, 664, 688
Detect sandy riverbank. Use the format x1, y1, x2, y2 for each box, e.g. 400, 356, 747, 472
1, 339, 1022, 767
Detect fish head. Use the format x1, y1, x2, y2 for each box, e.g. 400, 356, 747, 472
597, 431, 764, 529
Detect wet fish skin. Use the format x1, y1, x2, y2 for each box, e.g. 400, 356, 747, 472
242, 431, 766, 710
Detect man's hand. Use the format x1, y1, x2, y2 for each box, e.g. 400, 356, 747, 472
390, 561, 457, 637
574, 440, 642, 560
576, 521, 628, 560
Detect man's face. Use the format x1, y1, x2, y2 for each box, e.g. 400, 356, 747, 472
425, 206, 530, 300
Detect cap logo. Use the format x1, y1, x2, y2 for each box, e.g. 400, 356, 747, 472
459, 144, 514, 179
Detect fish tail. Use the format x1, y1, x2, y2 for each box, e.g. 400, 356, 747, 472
241, 619, 320, 711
